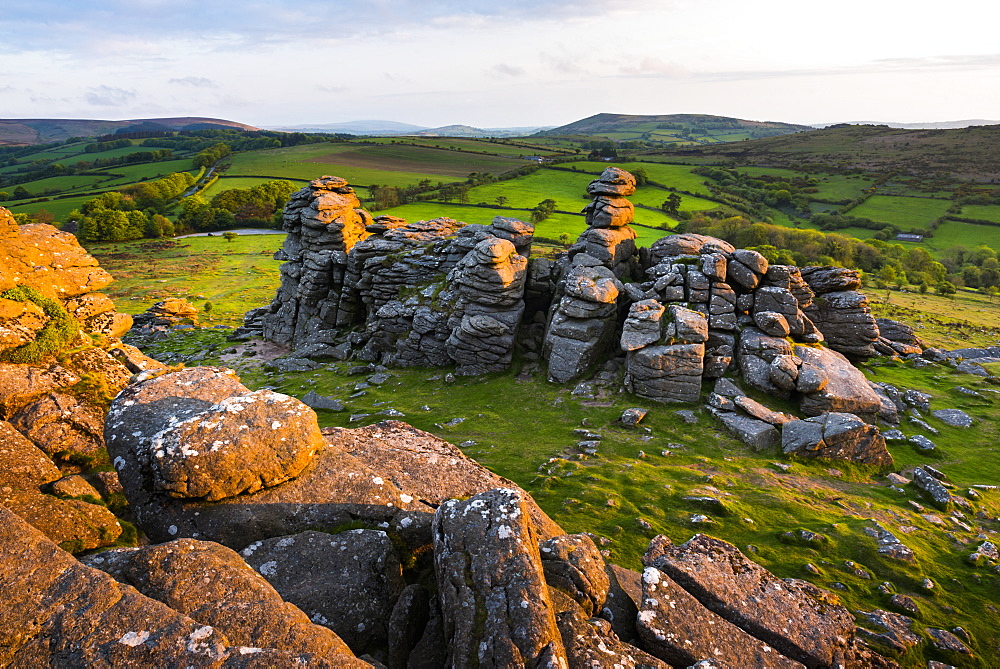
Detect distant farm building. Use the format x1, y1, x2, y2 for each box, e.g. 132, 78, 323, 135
895, 233, 924, 242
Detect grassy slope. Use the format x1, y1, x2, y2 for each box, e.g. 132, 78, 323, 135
849, 195, 952, 230
142, 324, 1000, 667
89, 235, 284, 325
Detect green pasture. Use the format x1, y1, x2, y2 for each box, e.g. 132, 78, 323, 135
811, 174, 875, 201
89, 234, 285, 324
959, 204, 1000, 223
6, 194, 97, 222
95, 159, 199, 186
6, 174, 109, 194
927, 220, 1000, 253
562, 161, 715, 196
227, 142, 528, 187
203, 176, 309, 200
848, 195, 952, 230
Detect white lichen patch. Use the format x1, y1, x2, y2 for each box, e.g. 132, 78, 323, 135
258, 560, 278, 577
118, 630, 150, 647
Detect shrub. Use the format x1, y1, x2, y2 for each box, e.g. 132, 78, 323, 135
0, 286, 79, 363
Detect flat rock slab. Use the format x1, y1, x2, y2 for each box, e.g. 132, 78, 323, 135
0, 505, 369, 667
781, 412, 892, 467
644, 533, 856, 667
637, 566, 803, 668
714, 411, 780, 451
931, 408, 974, 428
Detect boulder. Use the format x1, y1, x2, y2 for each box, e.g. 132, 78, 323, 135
107, 367, 324, 502
0, 504, 368, 666
241, 529, 405, 657
82, 538, 359, 660
644, 534, 857, 668
713, 411, 781, 451
794, 345, 884, 420
781, 413, 893, 467
432, 488, 568, 667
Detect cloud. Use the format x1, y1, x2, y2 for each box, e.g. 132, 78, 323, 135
488, 63, 526, 78
619, 57, 690, 78
84, 85, 137, 106
169, 76, 217, 88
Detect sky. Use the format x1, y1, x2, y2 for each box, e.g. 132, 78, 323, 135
2, 0, 1000, 129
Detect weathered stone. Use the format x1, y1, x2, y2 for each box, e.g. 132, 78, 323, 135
83, 538, 360, 660
665, 304, 708, 344
9, 392, 106, 465
733, 395, 795, 425
433, 488, 568, 667
540, 533, 610, 616
241, 529, 405, 656
857, 609, 922, 653
0, 421, 121, 552
931, 408, 973, 428
781, 413, 893, 467
301, 389, 346, 412
644, 534, 856, 668
0, 362, 80, 418
713, 411, 780, 451
626, 343, 704, 403
862, 521, 915, 562
913, 466, 952, 507
620, 407, 648, 427
794, 345, 883, 420
107, 367, 324, 502
621, 299, 665, 351
636, 565, 802, 668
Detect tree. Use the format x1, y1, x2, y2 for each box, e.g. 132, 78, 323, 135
495, 195, 508, 207
0, 191, 8, 201
661, 193, 682, 215
203, 301, 213, 320
558, 232, 571, 246
935, 281, 956, 297
530, 198, 557, 224
222, 231, 239, 242
631, 167, 649, 186
12, 186, 31, 200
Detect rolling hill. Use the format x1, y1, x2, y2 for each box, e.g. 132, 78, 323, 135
539, 113, 811, 139
666, 123, 1000, 180
0, 117, 259, 146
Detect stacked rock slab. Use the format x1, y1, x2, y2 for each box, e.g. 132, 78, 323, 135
572, 166, 639, 279
542, 168, 641, 383
355, 218, 532, 374
261, 176, 372, 346
800, 266, 880, 358
623, 303, 706, 403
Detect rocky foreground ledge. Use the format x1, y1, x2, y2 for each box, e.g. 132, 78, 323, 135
1, 364, 901, 667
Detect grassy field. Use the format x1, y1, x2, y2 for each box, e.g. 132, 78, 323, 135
810, 174, 876, 201
89, 235, 285, 325
6, 194, 99, 221
870, 288, 1000, 349
137, 323, 1000, 665
359, 136, 571, 157
226, 143, 528, 187
959, 204, 1000, 223
849, 195, 953, 230
203, 176, 310, 200
925, 221, 1000, 253
559, 161, 715, 196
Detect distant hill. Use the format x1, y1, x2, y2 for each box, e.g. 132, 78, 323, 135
265, 120, 429, 135
409, 124, 549, 138
263, 121, 551, 138
539, 113, 811, 140
0, 117, 259, 146
667, 123, 1000, 180
812, 119, 1000, 130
